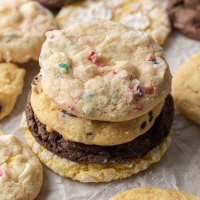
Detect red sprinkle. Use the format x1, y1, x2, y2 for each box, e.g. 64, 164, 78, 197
0, 169, 3, 177
87, 51, 95, 61
87, 51, 104, 67
145, 83, 156, 95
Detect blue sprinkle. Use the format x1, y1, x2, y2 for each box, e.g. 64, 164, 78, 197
82, 92, 93, 100
152, 61, 159, 65
136, 86, 144, 97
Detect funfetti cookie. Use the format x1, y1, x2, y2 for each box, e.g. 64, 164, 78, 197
167, 0, 200, 41
0, 0, 57, 63
172, 53, 200, 125
56, 0, 171, 45
109, 187, 200, 200
0, 63, 25, 120
30, 75, 165, 146
39, 20, 172, 122
0, 134, 43, 200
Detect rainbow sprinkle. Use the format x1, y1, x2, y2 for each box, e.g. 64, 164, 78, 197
67, 105, 74, 112
145, 83, 156, 95
149, 57, 159, 65
0, 169, 3, 177
59, 63, 69, 70
87, 51, 104, 67
136, 86, 144, 97
82, 92, 93, 100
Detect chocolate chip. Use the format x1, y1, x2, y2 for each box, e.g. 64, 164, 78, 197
148, 111, 154, 122
60, 110, 77, 118
0, 104, 2, 112
140, 121, 146, 129
86, 132, 94, 138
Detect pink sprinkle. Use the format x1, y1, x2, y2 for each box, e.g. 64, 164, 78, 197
0, 169, 3, 177
67, 105, 74, 112
111, 70, 117, 75
145, 83, 156, 95
135, 101, 143, 110
94, 60, 104, 67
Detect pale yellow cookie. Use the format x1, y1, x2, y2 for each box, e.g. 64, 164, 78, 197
56, 0, 171, 45
172, 53, 200, 125
0, 134, 43, 200
109, 187, 200, 200
31, 75, 164, 145
0, 0, 57, 63
40, 21, 171, 122
0, 63, 25, 120
24, 124, 172, 183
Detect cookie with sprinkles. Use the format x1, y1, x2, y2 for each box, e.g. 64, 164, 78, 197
39, 21, 172, 122
0, 134, 43, 200
0, 0, 57, 63
30, 75, 165, 146
56, 0, 171, 45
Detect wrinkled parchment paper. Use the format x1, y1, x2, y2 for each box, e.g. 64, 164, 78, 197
1, 1, 200, 199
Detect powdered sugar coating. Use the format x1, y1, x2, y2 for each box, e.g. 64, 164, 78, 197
40, 21, 171, 122
56, 0, 171, 45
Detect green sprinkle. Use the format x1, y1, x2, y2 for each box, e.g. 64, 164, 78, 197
59, 63, 69, 70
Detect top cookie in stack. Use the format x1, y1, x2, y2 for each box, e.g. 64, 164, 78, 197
24, 21, 174, 183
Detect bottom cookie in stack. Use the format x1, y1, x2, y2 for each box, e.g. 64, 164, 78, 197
23, 76, 174, 183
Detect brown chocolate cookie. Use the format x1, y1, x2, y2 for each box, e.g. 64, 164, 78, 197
36, 0, 73, 9
25, 94, 174, 164
167, 0, 200, 40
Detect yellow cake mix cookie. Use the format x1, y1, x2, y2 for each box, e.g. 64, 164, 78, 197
0, 134, 43, 200
39, 21, 171, 122
24, 125, 172, 183
56, 0, 171, 45
0, 0, 57, 63
0, 63, 25, 120
172, 53, 200, 125
31, 75, 164, 145
109, 187, 200, 200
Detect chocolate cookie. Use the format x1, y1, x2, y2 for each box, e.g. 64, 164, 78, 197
167, 0, 200, 40
25, 95, 174, 164
36, 0, 79, 10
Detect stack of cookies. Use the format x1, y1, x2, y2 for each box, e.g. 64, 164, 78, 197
24, 21, 174, 183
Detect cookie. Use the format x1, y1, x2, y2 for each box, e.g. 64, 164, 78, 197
167, 0, 200, 41
36, 0, 77, 9
172, 53, 200, 125
0, 0, 57, 63
39, 21, 172, 122
0, 63, 25, 120
109, 187, 200, 200
56, 0, 171, 45
0, 134, 43, 200
30, 75, 165, 146
25, 93, 174, 163
24, 126, 172, 183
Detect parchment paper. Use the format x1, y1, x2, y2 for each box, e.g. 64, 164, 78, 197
1, 1, 200, 199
